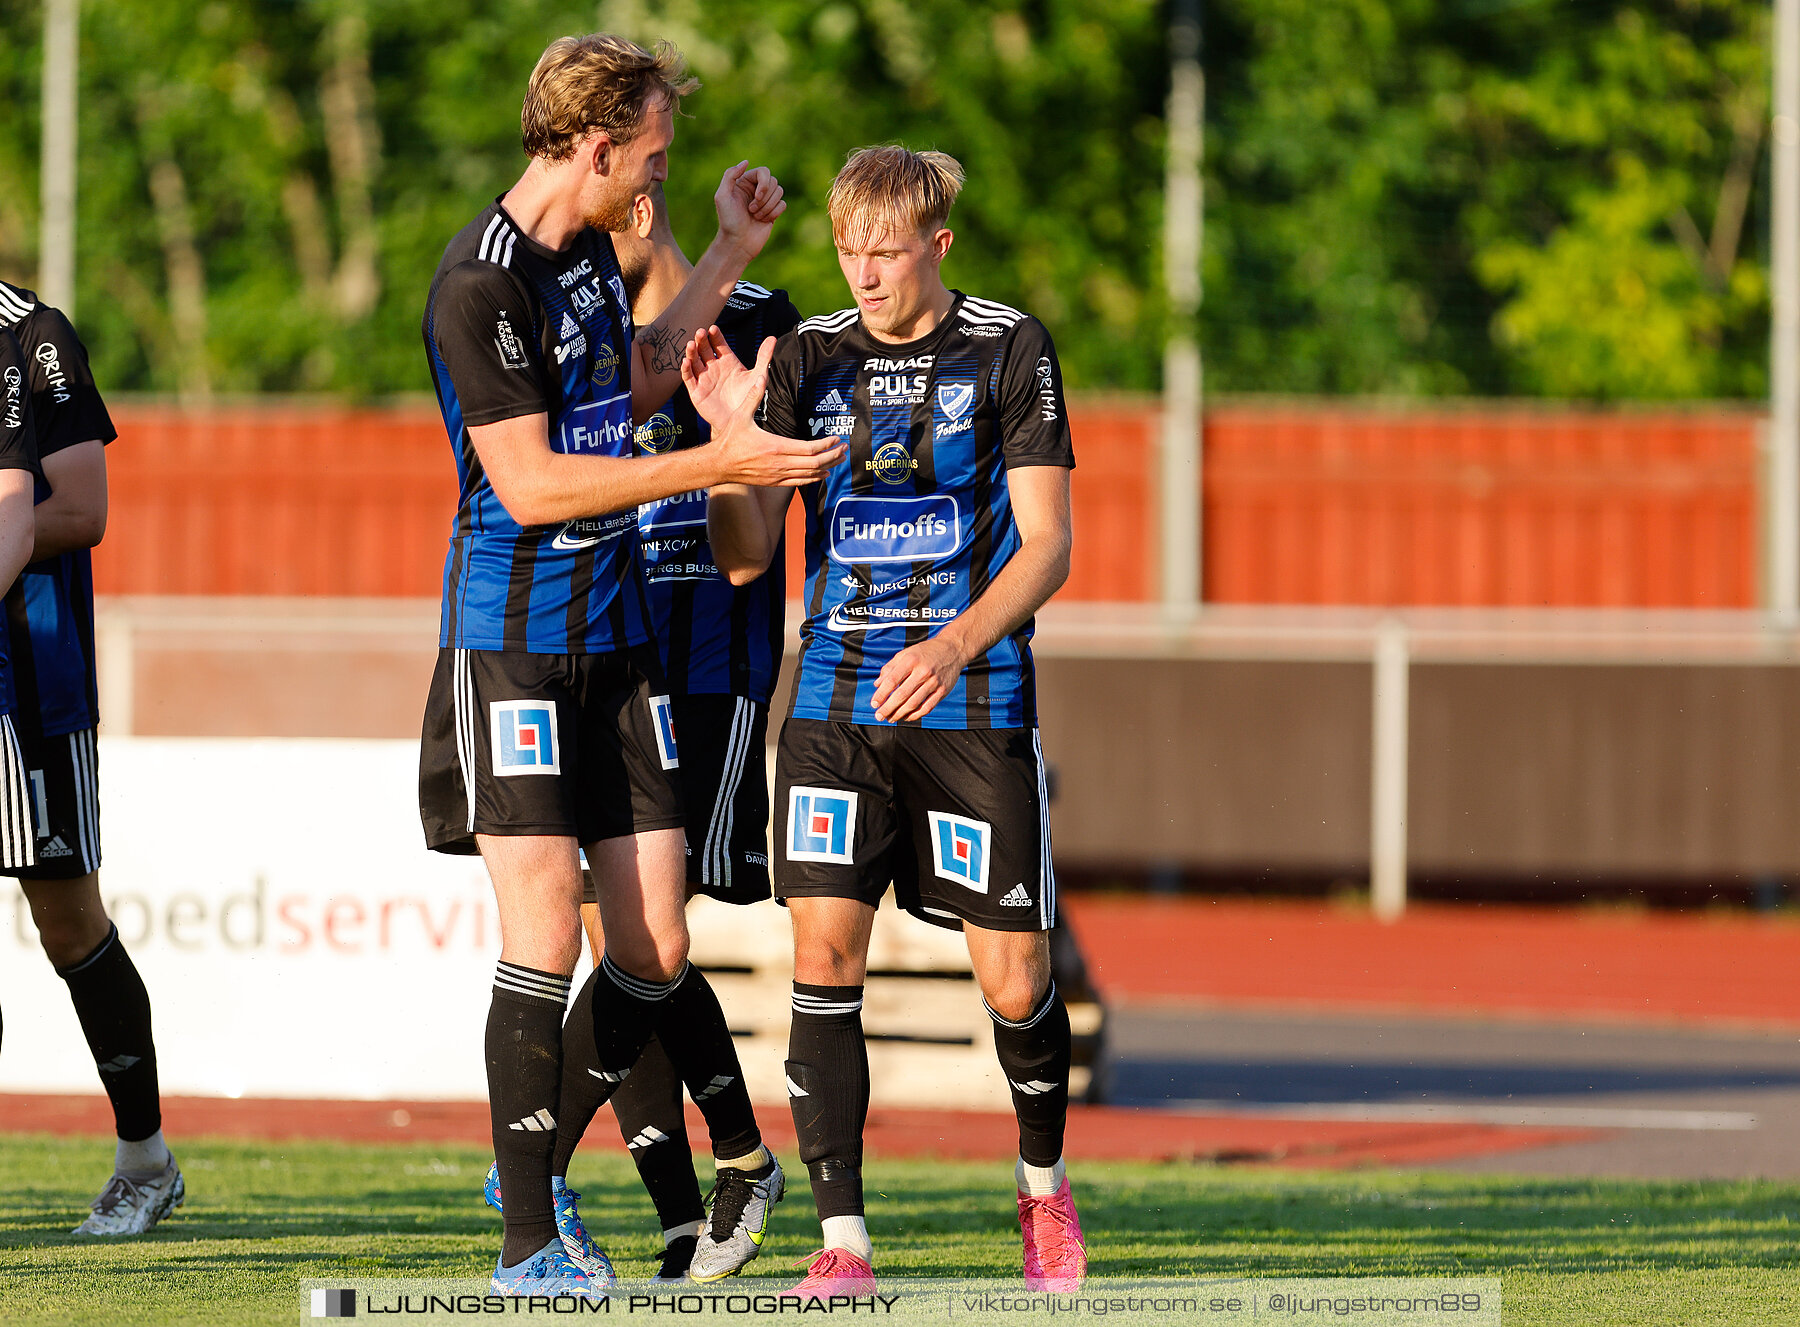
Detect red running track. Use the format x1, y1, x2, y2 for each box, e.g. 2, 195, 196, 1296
1063, 896, 1800, 1027
0, 1094, 1594, 1170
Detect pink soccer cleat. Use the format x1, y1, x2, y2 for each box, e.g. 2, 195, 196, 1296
1018, 1179, 1087, 1292
788, 1248, 877, 1299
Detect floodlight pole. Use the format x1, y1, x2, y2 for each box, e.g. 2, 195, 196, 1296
1773, 0, 1800, 619
39, 0, 79, 317
1161, 0, 1204, 617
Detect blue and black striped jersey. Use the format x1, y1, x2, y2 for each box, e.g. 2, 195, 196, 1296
0, 283, 111, 737
635, 281, 801, 703
762, 291, 1074, 729
423, 201, 650, 654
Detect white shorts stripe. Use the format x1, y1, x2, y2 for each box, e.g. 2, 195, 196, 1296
704, 698, 754, 889
453, 649, 477, 833
1033, 729, 1055, 930
1, 718, 34, 870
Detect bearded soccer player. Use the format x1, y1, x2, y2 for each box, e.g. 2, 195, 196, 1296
482, 184, 802, 1284
687, 146, 1085, 1296
418, 35, 842, 1296
0, 286, 181, 1235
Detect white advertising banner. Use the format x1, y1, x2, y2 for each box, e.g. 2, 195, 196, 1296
1, 739, 502, 1100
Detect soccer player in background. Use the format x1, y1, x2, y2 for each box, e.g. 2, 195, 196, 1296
480, 183, 802, 1283
0, 285, 183, 1236
687, 146, 1086, 1296
417, 34, 841, 1295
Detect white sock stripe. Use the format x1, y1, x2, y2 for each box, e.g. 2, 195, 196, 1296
493, 963, 572, 1003
601, 954, 688, 1001
59, 921, 119, 974
987, 981, 1058, 1030
494, 961, 571, 989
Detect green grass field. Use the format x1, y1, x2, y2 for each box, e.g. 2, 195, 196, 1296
0, 1134, 1797, 1325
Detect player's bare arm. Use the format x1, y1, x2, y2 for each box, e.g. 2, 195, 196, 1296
628, 162, 785, 422
870, 465, 1071, 724
682, 327, 815, 582
0, 469, 36, 590
471, 398, 841, 529
30, 440, 107, 560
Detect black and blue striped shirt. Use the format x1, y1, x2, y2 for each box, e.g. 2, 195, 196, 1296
761, 292, 1074, 729
635, 281, 801, 702
0, 284, 109, 736
423, 201, 650, 654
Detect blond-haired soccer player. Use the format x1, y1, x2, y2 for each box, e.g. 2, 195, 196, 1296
687, 145, 1086, 1296
417, 34, 841, 1296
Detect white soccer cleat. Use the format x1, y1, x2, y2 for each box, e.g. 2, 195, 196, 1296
73, 1156, 185, 1236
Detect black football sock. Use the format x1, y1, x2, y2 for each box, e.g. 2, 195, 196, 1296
487, 961, 571, 1265
594, 950, 756, 1159
610, 1034, 706, 1234
786, 982, 869, 1220
988, 980, 1072, 1168
56, 923, 162, 1145
550, 972, 607, 1179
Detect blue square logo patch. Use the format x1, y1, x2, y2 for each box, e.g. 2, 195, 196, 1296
786, 787, 858, 864
491, 700, 560, 776
928, 811, 991, 894
649, 694, 679, 770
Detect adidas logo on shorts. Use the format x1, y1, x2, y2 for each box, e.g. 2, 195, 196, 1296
998, 883, 1033, 907
39, 835, 72, 858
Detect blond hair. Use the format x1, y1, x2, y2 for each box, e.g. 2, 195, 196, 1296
521, 34, 699, 162
827, 146, 965, 249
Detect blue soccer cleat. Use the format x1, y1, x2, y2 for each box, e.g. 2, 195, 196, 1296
481, 1162, 615, 1286
491, 1237, 606, 1299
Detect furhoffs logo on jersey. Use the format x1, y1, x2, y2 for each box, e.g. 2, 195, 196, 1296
866, 440, 918, 486
491, 700, 560, 775
829, 495, 960, 564
562, 399, 633, 453
648, 694, 679, 770
787, 787, 858, 864
636, 411, 678, 454
929, 811, 991, 894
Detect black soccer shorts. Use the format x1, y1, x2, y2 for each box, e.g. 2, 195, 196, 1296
772, 718, 1055, 933
2, 723, 99, 880
419, 645, 684, 854
579, 693, 770, 906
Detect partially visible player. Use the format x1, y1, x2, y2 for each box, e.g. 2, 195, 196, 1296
0, 284, 182, 1236
687, 146, 1085, 1296
531, 184, 800, 1284
418, 34, 841, 1297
